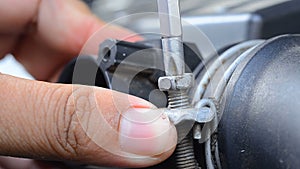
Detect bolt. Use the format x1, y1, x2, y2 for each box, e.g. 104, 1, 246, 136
158, 73, 194, 91
158, 76, 174, 91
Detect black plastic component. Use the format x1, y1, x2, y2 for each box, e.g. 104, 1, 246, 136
99, 40, 202, 87
58, 56, 108, 88
218, 35, 300, 169
59, 40, 202, 108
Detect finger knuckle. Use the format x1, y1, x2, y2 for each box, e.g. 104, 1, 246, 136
54, 86, 95, 159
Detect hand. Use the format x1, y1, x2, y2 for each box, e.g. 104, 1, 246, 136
0, 0, 177, 168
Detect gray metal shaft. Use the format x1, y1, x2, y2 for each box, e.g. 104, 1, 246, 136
157, 0, 183, 38
157, 0, 185, 76
161, 38, 185, 76
157, 0, 198, 169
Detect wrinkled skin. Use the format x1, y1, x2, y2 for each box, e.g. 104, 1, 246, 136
0, 0, 177, 168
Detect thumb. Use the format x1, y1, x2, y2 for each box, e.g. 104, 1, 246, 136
0, 74, 177, 168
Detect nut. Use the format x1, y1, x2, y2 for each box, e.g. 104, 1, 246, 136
158, 73, 194, 91
175, 73, 194, 90
158, 77, 174, 91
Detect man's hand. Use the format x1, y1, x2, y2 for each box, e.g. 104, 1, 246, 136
0, 0, 177, 168
0, 0, 142, 80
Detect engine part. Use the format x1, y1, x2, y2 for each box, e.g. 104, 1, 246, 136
217, 35, 300, 169
58, 38, 203, 169
157, 0, 198, 168
54, 1, 300, 169
193, 39, 266, 169
59, 34, 300, 169
191, 34, 300, 169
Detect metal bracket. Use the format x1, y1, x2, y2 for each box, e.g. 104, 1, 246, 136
164, 99, 217, 125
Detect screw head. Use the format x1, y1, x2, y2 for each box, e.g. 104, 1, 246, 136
158, 77, 174, 91
158, 73, 194, 91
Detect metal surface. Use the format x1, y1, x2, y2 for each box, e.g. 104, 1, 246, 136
157, 0, 199, 168
157, 0, 185, 76
175, 132, 198, 169
156, 0, 193, 110
127, 104, 216, 126
164, 99, 216, 125
158, 73, 194, 91
157, 0, 183, 37
161, 37, 185, 76
192, 40, 265, 103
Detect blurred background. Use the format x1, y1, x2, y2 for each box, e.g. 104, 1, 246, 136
2, 0, 300, 79
85, 0, 299, 52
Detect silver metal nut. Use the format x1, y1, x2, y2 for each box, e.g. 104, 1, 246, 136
158, 76, 176, 91
175, 73, 194, 90
158, 73, 194, 91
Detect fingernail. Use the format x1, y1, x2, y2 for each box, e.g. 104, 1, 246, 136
119, 108, 177, 156
128, 96, 156, 109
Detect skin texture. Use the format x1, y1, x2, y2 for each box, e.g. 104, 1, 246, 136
0, 0, 177, 168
